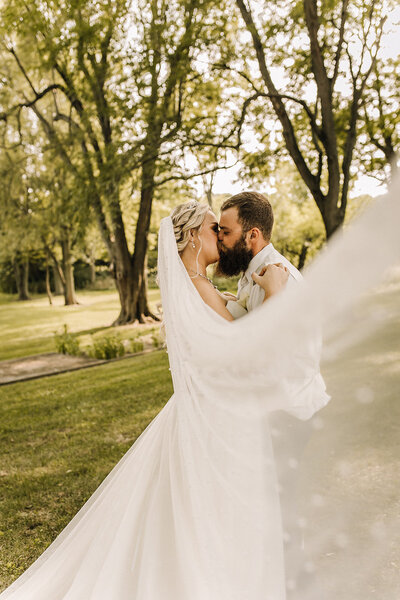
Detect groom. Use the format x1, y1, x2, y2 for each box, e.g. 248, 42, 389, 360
216, 191, 302, 318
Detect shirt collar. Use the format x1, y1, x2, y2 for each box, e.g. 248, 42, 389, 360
243, 243, 275, 282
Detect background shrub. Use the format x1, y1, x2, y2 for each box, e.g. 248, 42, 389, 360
130, 339, 144, 354
54, 325, 81, 356
89, 334, 125, 360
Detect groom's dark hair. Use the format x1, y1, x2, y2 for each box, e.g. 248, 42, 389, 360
221, 191, 274, 241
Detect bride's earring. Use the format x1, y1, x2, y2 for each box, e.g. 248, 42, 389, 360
192, 242, 196, 249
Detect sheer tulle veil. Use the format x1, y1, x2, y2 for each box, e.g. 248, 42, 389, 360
0, 179, 399, 600
157, 181, 400, 599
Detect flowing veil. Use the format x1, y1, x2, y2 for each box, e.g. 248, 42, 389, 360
156, 181, 400, 599
0, 179, 399, 599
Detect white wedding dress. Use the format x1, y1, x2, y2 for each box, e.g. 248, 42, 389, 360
1, 180, 399, 600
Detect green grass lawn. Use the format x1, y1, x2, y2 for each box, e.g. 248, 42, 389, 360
0, 351, 172, 591
0, 289, 161, 361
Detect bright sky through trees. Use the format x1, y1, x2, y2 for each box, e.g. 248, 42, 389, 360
211, 5, 400, 199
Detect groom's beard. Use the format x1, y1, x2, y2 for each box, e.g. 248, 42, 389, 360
216, 234, 253, 277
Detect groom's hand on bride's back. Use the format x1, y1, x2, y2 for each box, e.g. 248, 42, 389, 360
252, 263, 289, 301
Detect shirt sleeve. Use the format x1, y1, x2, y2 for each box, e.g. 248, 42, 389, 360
248, 265, 299, 311
226, 300, 248, 319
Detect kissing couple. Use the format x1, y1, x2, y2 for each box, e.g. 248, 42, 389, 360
175, 190, 303, 319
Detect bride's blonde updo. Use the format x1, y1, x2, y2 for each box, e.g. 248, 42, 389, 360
171, 201, 209, 252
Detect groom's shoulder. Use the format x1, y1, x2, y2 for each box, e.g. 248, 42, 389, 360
270, 247, 302, 280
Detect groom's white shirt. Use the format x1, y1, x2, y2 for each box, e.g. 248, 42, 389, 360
227, 242, 302, 319
226, 242, 330, 421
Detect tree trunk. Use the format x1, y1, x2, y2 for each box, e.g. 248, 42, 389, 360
13, 255, 30, 300
138, 254, 153, 317
113, 245, 156, 324
297, 241, 310, 271
129, 162, 159, 323
52, 265, 64, 295
113, 256, 135, 324
89, 259, 96, 285
320, 197, 345, 239
206, 186, 213, 211
45, 260, 53, 305
384, 144, 398, 181
391, 153, 399, 179
324, 215, 344, 239
113, 136, 160, 324
110, 200, 138, 324
61, 232, 78, 305
202, 172, 215, 211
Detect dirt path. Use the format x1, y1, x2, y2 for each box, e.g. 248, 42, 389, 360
0, 350, 159, 385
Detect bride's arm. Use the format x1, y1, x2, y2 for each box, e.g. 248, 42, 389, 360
191, 265, 289, 321
190, 277, 234, 321
192, 264, 289, 321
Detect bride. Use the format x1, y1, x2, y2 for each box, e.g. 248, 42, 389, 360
0, 189, 399, 599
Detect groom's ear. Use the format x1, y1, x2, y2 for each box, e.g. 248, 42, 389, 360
248, 228, 261, 240
247, 227, 265, 252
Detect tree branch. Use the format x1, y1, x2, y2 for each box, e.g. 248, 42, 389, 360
154, 160, 239, 187
52, 61, 105, 168
216, 63, 324, 141
331, 0, 349, 87
340, 13, 387, 214
235, 0, 321, 202
303, 0, 339, 164
0, 84, 67, 121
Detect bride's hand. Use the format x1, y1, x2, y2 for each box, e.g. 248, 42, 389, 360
251, 263, 289, 300
218, 291, 238, 303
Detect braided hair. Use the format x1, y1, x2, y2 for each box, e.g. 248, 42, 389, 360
171, 201, 209, 252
